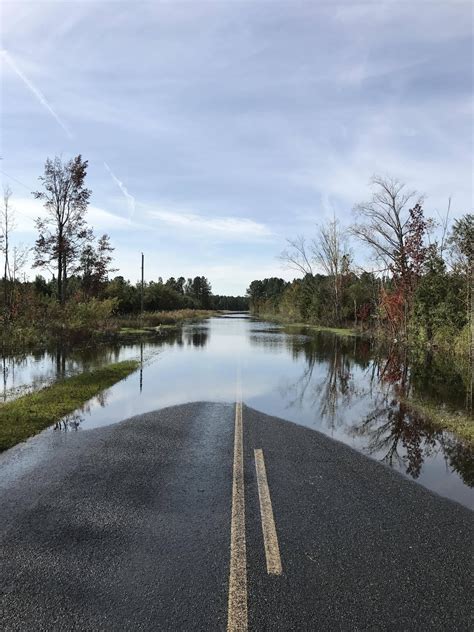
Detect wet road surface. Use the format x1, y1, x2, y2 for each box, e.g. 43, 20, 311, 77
0, 402, 471, 631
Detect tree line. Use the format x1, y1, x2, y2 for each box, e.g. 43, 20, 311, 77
247, 176, 473, 355
33, 272, 247, 313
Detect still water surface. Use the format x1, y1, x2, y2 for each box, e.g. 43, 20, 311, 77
3, 314, 473, 508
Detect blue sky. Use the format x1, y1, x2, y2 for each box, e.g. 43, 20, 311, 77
1, 1, 472, 295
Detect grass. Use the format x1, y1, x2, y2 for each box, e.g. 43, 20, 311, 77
401, 396, 474, 445
283, 323, 357, 337
116, 309, 216, 330
253, 312, 358, 337
0, 360, 139, 452
118, 327, 152, 335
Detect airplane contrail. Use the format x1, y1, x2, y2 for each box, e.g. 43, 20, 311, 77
1, 49, 73, 139
103, 162, 136, 219
2, 49, 136, 217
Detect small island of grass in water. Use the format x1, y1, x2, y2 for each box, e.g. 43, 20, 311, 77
401, 397, 474, 446
0, 360, 139, 452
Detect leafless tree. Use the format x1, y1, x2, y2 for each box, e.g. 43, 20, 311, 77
1, 186, 16, 312
313, 218, 348, 323
351, 175, 423, 279
280, 218, 349, 322
351, 175, 430, 337
437, 197, 451, 259
280, 235, 314, 276
11, 245, 28, 283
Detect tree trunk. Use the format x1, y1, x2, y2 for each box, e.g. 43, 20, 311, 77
57, 227, 64, 304
63, 253, 68, 304
57, 258, 63, 305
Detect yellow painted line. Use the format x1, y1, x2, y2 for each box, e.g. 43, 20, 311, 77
254, 449, 282, 575
227, 401, 248, 631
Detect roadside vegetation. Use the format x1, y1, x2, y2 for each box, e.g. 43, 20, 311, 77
0, 156, 248, 451
247, 176, 473, 438
0, 360, 139, 451
400, 397, 473, 445
117, 309, 216, 336
0, 155, 248, 353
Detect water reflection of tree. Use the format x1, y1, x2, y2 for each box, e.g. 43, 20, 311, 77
279, 333, 361, 430
54, 385, 110, 431
1, 330, 187, 403
351, 397, 439, 478
443, 439, 474, 487
54, 411, 83, 431
185, 328, 209, 348
265, 330, 472, 486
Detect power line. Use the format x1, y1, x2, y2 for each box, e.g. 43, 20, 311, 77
0, 169, 38, 223
0, 168, 33, 193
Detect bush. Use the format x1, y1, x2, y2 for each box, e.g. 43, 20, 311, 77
48, 298, 118, 340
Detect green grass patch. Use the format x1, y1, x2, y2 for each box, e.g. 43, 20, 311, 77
282, 323, 357, 337
118, 324, 180, 337
0, 360, 139, 452
119, 327, 150, 335
401, 396, 474, 445
253, 312, 358, 337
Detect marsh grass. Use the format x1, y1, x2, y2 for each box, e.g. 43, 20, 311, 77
253, 312, 358, 337
401, 396, 473, 445
283, 323, 357, 337
116, 309, 215, 330
0, 360, 139, 452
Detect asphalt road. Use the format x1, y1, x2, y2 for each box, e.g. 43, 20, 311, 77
0, 402, 472, 631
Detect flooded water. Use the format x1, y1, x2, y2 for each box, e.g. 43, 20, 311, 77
2, 314, 473, 508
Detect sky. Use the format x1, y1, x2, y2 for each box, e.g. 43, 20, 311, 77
0, 1, 472, 295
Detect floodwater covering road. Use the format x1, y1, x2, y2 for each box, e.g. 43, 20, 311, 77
0, 314, 472, 630
1, 313, 472, 507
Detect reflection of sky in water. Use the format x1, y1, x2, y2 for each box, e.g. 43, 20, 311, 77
0, 345, 143, 401
1, 315, 473, 509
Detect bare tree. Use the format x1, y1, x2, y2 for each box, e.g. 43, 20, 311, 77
351, 175, 423, 279
437, 197, 451, 259
313, 218, 348, 323
280, 218, 349, 323
11, 245, 28, 283
33, 155, 92, 304
280, 235, 314, 276
351, 175, 430, 337
1, 186, 15, 312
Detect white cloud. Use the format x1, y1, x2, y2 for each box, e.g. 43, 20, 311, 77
10, 197, 136, 235
1, 2, 471, 294
148, 208, 272, 239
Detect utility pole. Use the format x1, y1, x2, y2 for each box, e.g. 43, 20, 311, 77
140, 252, 144, 323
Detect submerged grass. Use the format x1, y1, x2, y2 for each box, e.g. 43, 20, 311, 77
0, 360, 139, 452
253, 312, 357, 337
283, 323, 357, 337
402, 396, 474, 445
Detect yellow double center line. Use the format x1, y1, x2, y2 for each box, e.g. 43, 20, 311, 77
227, 400, 282, 631
227, 401, 247, 631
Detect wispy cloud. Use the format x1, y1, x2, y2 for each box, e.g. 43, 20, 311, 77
1, 49, 73, 139
149, 208, 272, 239
103, 162, 136, 219
12, 197, 137, 234
1, 2, 471, 293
